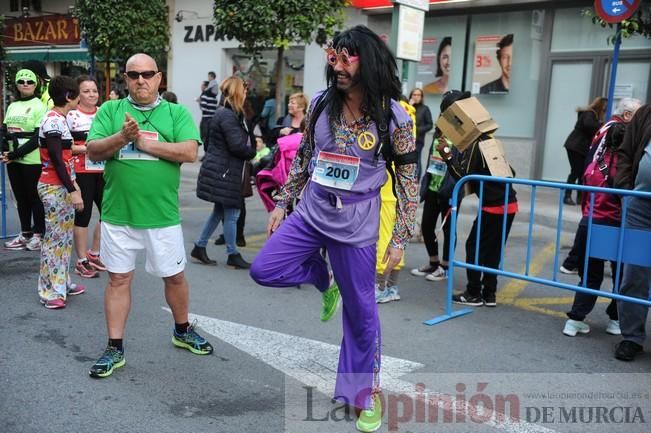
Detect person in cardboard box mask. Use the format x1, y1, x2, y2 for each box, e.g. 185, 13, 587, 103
436, 90, 518, 307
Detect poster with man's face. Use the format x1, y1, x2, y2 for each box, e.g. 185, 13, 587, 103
419, 36, 452, 95
472, 34, 514, 95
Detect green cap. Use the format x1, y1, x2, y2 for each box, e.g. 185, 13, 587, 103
15, 69, 38, 83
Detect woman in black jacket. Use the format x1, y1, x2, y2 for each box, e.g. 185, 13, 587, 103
562, 96, 607, 205
192, 77, 256, 269
409, 88, 433, 180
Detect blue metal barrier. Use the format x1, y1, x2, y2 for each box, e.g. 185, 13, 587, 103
424, 175, 651, 326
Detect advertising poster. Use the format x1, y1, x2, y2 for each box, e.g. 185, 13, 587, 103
472, 33, 514, 95
396, 6, 425, 62
421, 36, 452, 95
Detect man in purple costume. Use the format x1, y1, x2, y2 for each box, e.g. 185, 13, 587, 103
250, 25, 418, 432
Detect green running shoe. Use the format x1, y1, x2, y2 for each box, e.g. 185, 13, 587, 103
356, 394, 382, 432
320, 277, 341, 322
172, 323, 213, 355
89, 346, 125, 378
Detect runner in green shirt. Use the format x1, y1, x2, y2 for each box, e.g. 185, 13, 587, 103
85, 53, 213, 379
2, 68, 48, 250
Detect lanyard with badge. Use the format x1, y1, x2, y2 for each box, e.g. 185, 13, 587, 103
427, 138, 449, 177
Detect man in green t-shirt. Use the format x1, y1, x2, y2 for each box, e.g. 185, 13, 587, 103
86, 53, 213, 378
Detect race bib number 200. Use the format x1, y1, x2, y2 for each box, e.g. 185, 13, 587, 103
311, 151, 360, 191
119, 130, 160, 160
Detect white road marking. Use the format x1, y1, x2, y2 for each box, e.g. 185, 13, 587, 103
165, 309, 558, 433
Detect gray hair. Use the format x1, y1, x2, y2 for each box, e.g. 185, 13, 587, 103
613, 97, 642, 116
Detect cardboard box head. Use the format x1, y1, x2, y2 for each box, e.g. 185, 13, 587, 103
436, 97, 499, 151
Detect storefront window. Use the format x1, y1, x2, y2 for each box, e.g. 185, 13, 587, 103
552, 7, 651, 52
466, 10, 542, 138
225, 47, 305, 116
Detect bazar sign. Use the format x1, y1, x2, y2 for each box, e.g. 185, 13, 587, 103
4, 15, 80, 47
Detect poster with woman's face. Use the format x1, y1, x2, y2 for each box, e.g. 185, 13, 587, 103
473, 33, 514, 95
419, 36, 452, 95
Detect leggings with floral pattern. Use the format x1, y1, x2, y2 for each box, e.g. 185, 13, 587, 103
37, 183, 74, 301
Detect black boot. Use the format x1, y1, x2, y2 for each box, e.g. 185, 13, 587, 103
236, 237, 246, 247
214, 234, 225, 245
190, 246, 217, 265
227, 253, 250, 269
563, 191, 576, 206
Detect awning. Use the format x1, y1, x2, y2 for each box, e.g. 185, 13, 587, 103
3, 47, 90, 62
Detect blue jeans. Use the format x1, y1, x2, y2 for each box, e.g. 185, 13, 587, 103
195, 203, 241, 256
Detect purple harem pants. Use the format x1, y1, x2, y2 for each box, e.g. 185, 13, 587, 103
250, 212, 380, 410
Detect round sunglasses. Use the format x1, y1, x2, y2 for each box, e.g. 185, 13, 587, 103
17, 80, 36, 85
325, 47, 359, 67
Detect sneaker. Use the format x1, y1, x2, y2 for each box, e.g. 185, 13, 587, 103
614, 341, 643, 361
606, 319, 621, 335
562, 319, 590, 337
321, 274, 341, 322
560, 265, 578, 275
86, 250, 107, 271
376, 286, 401, 304
25, 234, 42, 251
452, 291, 483, 307
425, 266, 448, 281
44, 297, 66, 309
67, 283, 86, 296
410, 263, 439, 277
172, 323, 214, 355
4, 235, 27, 250
89, 346, 125, 378
75, 259, 99, 278
356, 394, 382, 432
483, 294, 497, 307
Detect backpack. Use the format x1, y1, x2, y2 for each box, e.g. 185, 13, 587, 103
255, 132, 303, 212
581, 122, 625, 222
307, 89, 418, 198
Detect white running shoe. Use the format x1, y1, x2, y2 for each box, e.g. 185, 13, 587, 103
606, 320, 621, 335
410, 263, 438, 277
25, 234, 42, 251
376, 286, 400, 304
560, 265, 578, 275
425, 266, 448, 281
562, 319, 590, 337
4, 235, 27, 250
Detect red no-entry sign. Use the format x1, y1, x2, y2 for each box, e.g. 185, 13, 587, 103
594, 0, 641, 24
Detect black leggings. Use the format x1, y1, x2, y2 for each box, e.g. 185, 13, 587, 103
421, 189, 453, 262
74, 172, 104, 227
7, 163, 44, 234
465, 212, 515, 297
565, 149, 585, 188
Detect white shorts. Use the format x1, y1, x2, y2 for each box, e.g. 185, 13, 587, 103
100, 222, 187, 277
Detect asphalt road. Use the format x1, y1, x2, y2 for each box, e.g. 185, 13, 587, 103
1, 162, 649, 433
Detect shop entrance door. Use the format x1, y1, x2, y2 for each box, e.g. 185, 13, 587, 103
540, 54, 651, 181
541, 61, 593, 182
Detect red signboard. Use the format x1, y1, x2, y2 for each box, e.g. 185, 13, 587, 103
4, 15, 81, 47
351, 0, 451, 9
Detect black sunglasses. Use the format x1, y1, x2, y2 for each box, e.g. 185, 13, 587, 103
17, 80, 36, 85
125, 70, 158, 80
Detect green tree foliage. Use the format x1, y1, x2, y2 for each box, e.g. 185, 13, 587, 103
74, 0, 170, 64
583, 3, 651, 44
213, 0, 348, 117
